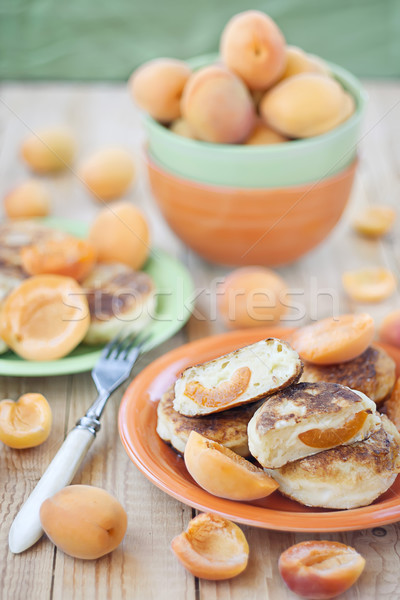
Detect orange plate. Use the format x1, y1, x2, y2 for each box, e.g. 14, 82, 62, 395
118, 327, 400, 532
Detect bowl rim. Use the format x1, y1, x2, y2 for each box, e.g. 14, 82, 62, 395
143, 53, 368, 154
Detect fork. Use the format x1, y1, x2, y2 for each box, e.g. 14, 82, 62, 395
8, 330, 151, 554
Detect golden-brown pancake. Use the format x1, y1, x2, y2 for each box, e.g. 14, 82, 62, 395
248, 381, 380, 468
301, 345, 396, 405
267, 414, 400, 509
157, 385, 262, 457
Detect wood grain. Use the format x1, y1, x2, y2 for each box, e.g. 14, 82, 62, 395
0, 81, 399, 599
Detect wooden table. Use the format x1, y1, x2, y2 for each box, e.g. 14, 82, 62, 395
0, 81, 399, 600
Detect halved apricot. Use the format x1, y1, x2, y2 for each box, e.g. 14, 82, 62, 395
353, 206, 395, 238
0, 274, 90, 360
20, 235, 97, 282
385, 377, 400, 432
298, 410, 368, 449
279, 540, 365, 599
290, 313, 375, 365
342, 268, 396, 303
184, 431, 279, 500
0, 393, 52, 449
185, 367, 251, 408
171, 513, 249, 580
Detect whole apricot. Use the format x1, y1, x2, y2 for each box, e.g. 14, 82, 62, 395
181, 65, 255, 144
40, 485, 128, 559
220, 10, 286, 90
0, 393, 52, 449
170, 118, 197, 139
89, 201, 150, 269
380, 310, 400, 348
260, 73, 355, 138
79, 147, 135, 202
280, 46, 330, 81
21, 127, 75, 173
342, 267, 396, 302
245, 120, 288, 145
130, 58, 191, 123
217, 266, 288, 328
4, 180, 50, 219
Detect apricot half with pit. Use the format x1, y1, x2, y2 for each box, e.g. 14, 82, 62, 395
40, 485, 128, 559
184, 431, 279, 500
0, 393, 52, 449
0, 274, 90, 360
171, 513, 249, 580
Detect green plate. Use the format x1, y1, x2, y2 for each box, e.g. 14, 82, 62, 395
0, 217, 194, 377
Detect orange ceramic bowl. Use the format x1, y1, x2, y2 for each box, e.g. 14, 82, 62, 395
146, 153, 357, 267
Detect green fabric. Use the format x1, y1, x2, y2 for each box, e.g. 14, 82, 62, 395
0, 0, 399, 80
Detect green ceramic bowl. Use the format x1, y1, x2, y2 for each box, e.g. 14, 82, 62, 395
144, 54, 367, 188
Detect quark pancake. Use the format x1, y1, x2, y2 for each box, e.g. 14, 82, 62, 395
0, 220, 60, 273
157, 385, 262, 457
82, 263, 156, 344
248, 381, 380, 468
174, 338, 302, 417
266, 415, 400, 509
301, 345, 396, 405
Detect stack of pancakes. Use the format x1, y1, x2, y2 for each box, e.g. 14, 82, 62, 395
157, 336, 400, 510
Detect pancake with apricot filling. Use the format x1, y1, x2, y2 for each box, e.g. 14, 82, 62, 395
82, 263, 156, 344
248, 382, 380, 469
301, 345, 396, 405
174, 338, 303, 417
0, 220, 57, 273
266, 415, 400, 509
157, 385, 262, 457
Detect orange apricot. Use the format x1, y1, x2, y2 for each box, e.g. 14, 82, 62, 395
217, 266, 288, 329
4, 180, 50, 219
79, 147, 135, 202
181, 65, 255, 144
185, 367, 251, 409
342, 267, 396, 302
245, 120, 288, 145
171, 513, 249, 580
385, 377, 400, 432
129, 58, 191, 123
298, 410, 368, 448
260, 73, 355, 138
88, 201, 150, 270
20, 127, 75, 174
0, 393, 52, 449
184, 431, 279, 500
20, 235, 97, 281
380, 310, 400, 348
220, 10, 286, 90
279, 541, 365, 599
40, 485, 127, 559
353, 205, 396, 238
0, 274, 90, 360
280, 46, 330, 81
290, 313, 375, 365
170, 118, 197, 139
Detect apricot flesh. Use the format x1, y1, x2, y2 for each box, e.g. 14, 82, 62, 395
290, 313, 375, 365
4, 180, 50, 219
342, 268, 396, 302
40, 485, 128, 559
130, 58, 191, 123
0, 274, 90, 360
218, 266, 288, 328
184, 431, 279, 500
88, 201, 150, 270
298, 410, 368, 449
353, 205, 396, 237
171, 513, 249, 580
21, 127, 75, 173
245, 120, 288, 145
279, 540, 365, 599
220, 10, 286, 90
0, 393, 52, 449
185, 367, 251, 408
260, 73, 355, 138
79, 147, 135, 202
181, 65, 255, 144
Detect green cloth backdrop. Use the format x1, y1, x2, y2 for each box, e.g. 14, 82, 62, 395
0, 0, 399, 80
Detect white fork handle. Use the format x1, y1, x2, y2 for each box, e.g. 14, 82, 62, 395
9, 427, 95, 554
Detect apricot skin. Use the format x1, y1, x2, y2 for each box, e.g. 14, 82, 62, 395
380, 310, 400, 348
260, 73, 355, 138
21, 128, 75, 173
4, 180, 50, 219
220, 10, 286, 90
245, 120, 288, 145
280, 46, 329, 81
40, 485, 127, 559
0, 393, 52, 449
279, 541, 365, 599
170, 118, 196, 139
88, 201, 150, 270
181, 65, 255, 144
79, 147, 135, 202
130, 58, 191, 123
